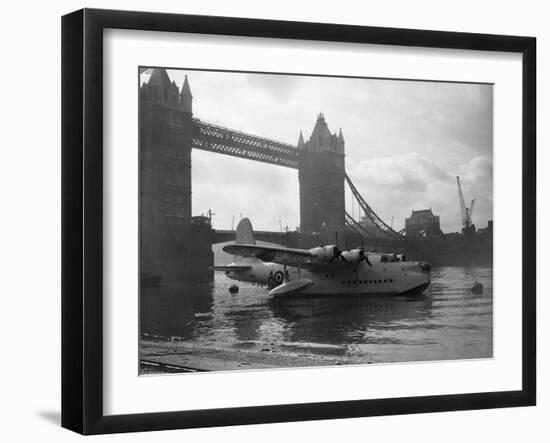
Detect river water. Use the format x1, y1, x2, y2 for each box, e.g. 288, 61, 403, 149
141, 266, 493, 369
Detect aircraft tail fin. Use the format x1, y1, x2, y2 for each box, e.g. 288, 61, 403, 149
235, 218, 256, 245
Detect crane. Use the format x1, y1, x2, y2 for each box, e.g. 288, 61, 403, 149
456, 176, 476, 234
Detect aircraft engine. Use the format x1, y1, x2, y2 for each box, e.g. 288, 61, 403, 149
341, 249, 363, 265
309, 245, 349, 264
309, 245, 337, 262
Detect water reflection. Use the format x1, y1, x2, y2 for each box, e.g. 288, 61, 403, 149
140, 266, 493, 365
140, 282, 214, 339
268, 295, 433, 346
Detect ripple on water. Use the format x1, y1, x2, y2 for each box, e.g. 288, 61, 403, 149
140, 266, 493, 366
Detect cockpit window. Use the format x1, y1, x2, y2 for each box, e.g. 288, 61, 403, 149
381, 254, 401, 263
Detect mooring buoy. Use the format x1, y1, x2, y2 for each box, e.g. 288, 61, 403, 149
471, 282, 484, 295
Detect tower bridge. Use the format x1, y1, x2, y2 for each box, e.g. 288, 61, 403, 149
139, 68, 405, 281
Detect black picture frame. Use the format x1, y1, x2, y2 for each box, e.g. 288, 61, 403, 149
62, 8, 536, 435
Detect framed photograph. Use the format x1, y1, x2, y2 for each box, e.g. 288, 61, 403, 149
62, 8, 536, 435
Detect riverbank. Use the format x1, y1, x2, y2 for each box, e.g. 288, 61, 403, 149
140, 338, 362, 374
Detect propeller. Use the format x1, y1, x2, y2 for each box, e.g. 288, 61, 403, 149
363, 253, 372, 267
358, 237, 372, 267
329, 232, 348, 263
329, 246, 348, 263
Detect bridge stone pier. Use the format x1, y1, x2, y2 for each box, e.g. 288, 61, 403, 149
140, 69, 213, 281
139, 68, 408, 283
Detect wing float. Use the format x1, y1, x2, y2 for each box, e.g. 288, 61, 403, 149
268, 278, 313, 296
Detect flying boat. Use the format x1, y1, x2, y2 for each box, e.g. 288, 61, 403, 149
213, 218, 431, 298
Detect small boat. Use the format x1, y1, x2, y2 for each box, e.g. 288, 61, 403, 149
229, 284, 239, 294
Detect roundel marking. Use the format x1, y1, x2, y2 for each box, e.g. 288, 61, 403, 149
273, 271, 284, 284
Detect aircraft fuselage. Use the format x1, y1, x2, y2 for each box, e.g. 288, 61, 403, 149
223, 253, 430, 297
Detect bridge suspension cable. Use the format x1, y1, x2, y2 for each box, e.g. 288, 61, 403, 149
344, 211, 376, 237
344, 173, 404, 239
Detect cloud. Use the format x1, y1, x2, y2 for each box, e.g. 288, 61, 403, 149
160, 69, 493, 233
192, 150, 300, 232
246, 74, 304, 102
347, 153, 492, 232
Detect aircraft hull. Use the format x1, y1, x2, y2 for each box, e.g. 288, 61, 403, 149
224, 259, 431, 298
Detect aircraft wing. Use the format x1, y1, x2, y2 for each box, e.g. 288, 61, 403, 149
211, 264, 252, 272
222, 243, 353, 271
223, 244, 314, 266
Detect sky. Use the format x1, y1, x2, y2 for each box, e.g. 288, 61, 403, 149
144, 68, 493, 233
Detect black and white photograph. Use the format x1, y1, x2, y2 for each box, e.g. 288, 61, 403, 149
1, 0, 545, 439
138, 67, 493, 374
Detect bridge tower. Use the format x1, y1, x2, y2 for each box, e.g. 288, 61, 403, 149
298, 113, 346, 234
139, 68, 212, 281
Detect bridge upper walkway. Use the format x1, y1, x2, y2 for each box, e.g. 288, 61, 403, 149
192, 119, 299, 169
